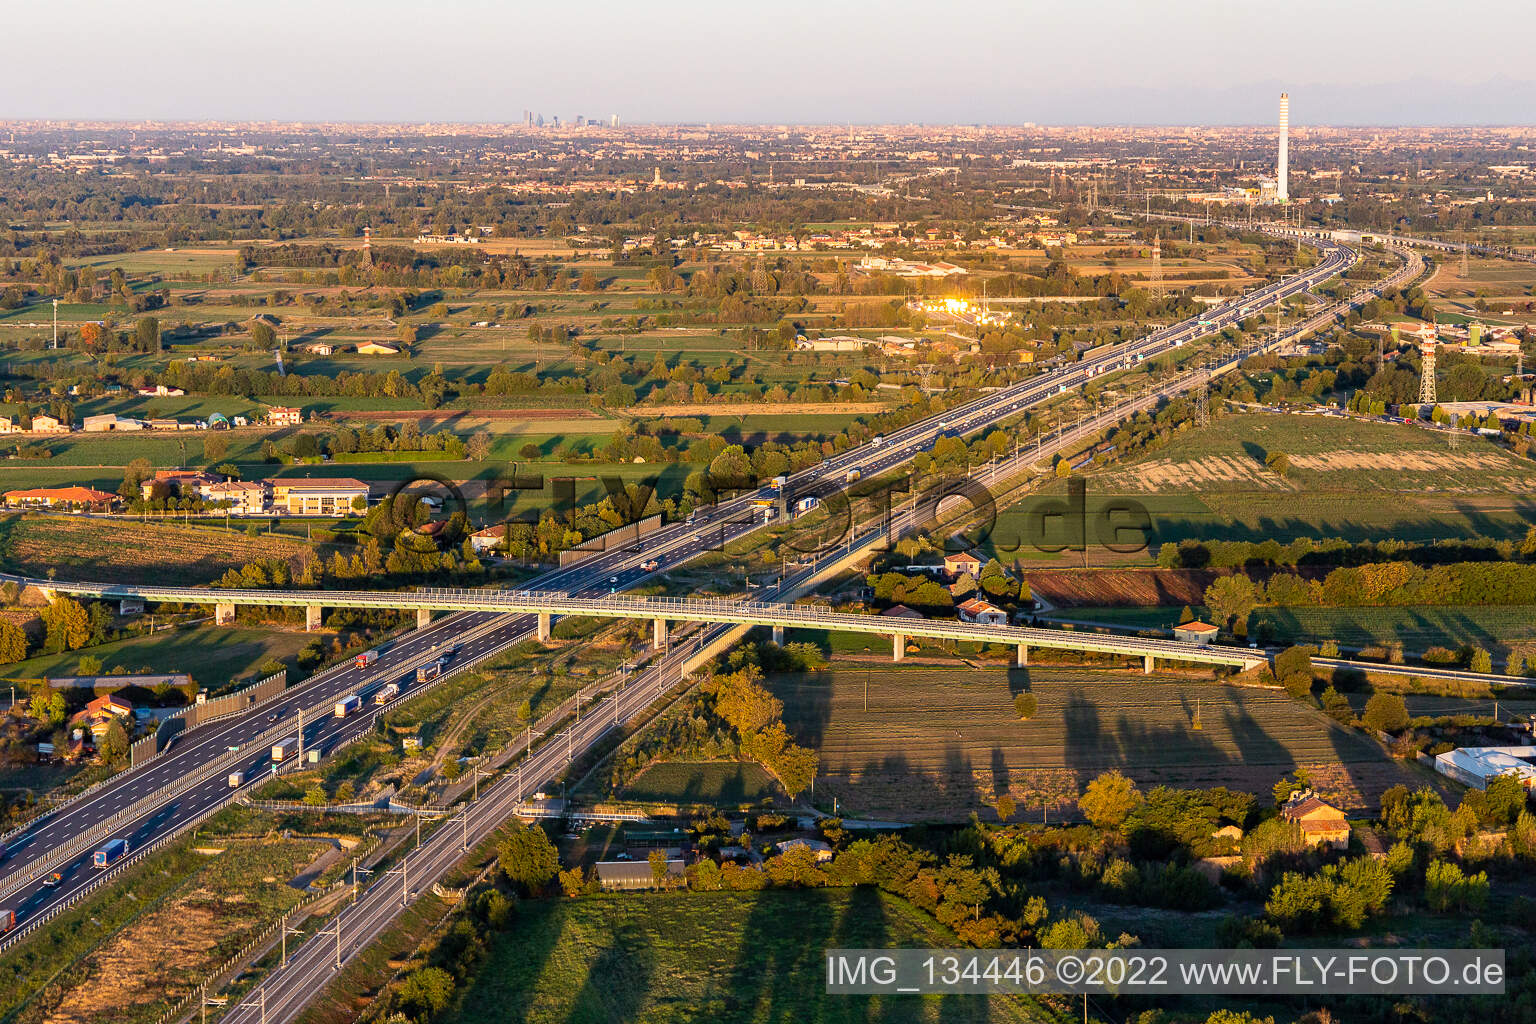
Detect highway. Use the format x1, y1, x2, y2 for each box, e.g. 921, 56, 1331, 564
0, 223, 1358, 945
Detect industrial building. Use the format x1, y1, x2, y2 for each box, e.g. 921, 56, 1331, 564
1434, 746, 1536, 790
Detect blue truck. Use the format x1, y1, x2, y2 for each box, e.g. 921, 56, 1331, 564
93, 838, 128, 869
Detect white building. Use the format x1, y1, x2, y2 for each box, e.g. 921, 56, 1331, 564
1434, 746, 1536, 790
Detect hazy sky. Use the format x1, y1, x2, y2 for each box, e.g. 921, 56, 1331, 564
8, 0, 1534, 125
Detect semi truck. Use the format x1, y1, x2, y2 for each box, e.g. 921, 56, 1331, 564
228, 770, 244, 788
844, 468, 861, 484
355, 650, 379, 669
271, 736, 299, 762
416, 657, 449, 683
374, 682, 400, 705
334, 694, 362, 718
0, 908, 14, 934
93, 838, 128, 869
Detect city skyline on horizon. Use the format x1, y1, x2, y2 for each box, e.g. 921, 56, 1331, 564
6, 0, 1535, 127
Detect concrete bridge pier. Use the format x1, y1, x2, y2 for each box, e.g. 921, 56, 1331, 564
653, 618, 667, 650
771, 624, 784, 645
892, 633, 906, 662
536, 612, 552, 642
1143, 654, 1154, 674
417, 608, 432, 630
305, 604, 323, 632
215, 602, 236, 626
1016, 643, 1028, 668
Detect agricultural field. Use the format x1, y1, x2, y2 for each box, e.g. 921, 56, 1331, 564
1024, 568, 1219, 609
1251, 603, 1536, 658
447, 889, 1036, 1024
1422, 254, 1536, 320
986, 413, 1536, 564
0, 834, 317, 1024
0, 513, 308, 584
0, 624, 313, 691
768, 665, 1439, 822
615, 761, 778, 807
1090, 412, 1536, 496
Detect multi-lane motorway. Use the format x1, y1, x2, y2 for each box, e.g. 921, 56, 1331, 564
0, 224, 1363, 946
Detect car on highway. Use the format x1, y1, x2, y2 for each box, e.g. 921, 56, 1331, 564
266, 712, 278, 724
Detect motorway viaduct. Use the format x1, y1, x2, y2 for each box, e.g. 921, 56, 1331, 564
25, 578, 1267, 673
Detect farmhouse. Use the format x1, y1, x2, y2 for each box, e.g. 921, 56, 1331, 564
469, 525, 506, 555
30, 414, 68, 432
774, 838, 833, 862
956, 598, 1008, 625
73, 692, 135, 740
270, 477, 369, 516
265, 406, 303, 427
3, 486, 117, 511
1280, 792, 1350, 849
880, 604, 925, 620
1173, 621, 1219, 645
142, 469, 223, 501
943, 551, 984, 578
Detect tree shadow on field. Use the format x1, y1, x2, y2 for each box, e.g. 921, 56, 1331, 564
767, 670, 835, 752
990, 746, 1011, 808
843, 746, 981, 822
1059, 685, 1292, 793
561, 917, 655, 1024
446, 896, 567, 1024
686, 888, 836, 1023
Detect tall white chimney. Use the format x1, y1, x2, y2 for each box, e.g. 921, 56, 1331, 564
1278, 92, 1289, 202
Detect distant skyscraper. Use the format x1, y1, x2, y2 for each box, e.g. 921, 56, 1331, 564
1277, 92, 1289, 203
610, 114, 619, 128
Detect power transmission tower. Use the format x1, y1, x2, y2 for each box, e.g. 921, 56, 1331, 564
916, 363, 935, 392
1461, 242, 1470, 278
1418, 338, 1437, 407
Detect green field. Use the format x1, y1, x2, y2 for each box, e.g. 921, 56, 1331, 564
1251, 604, 1536, 657
0, 624, 312, 689
1092, 412, 1536, 495
986, 413, 1536, 558
616, 761, 779, 806
447, 889, 1036, 1024
768, 665, 1438, 821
